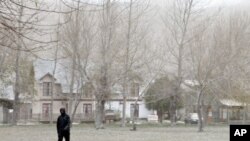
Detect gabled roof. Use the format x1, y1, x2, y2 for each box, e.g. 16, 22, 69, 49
183, 80, 199, 87
39, 72, 57, 81
0, 98, 13, 108
220, 99, 245, 107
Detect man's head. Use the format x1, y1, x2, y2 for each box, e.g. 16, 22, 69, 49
60, 108, 66, 115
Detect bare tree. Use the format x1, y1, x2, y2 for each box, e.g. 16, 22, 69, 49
210, 11, 250, 124
50, 13, 61, 124
120, 0, 133, 128
120, 0, 151, 127
0, 0, 61, 125
93, 0, 113, 129
60, 0, 99, 124
186, 10, 250, 131
162, 0, 198, 125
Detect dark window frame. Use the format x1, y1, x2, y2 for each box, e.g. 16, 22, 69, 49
42, 103, 51, 118
130, 103, 139, 118
130, 82, 139, 97
43, 82, 52, 96
83, 104, 92, 116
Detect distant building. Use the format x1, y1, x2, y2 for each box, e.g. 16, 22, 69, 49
181, 80, 250, 124
0, 98, 12, 123
30, 72, 152, 123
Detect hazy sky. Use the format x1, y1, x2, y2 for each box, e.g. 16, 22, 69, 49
151, 0, 250, 7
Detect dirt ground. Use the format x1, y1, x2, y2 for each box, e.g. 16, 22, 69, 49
0, 124, 229, 141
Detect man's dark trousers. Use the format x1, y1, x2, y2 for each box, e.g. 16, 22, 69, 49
58, 131, 70, 141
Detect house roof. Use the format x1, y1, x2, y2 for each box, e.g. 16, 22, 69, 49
220, 99, 245, 107
39, 72, 57, 81
183, 80, 199, 87
34, 59, 76, 93
0, 98, 13, 108
34, 59, 66, 82
0, 85, 14, 100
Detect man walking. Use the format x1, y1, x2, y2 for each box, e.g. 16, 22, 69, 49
57, 108, 70, 141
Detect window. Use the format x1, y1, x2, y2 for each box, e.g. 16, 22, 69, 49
85, 88, 91, 98
30, 108, 32, 119
84, 82, 92, 98
42, 103, 51, 118
43, 82, 52, 96
130, 82, 139, 97
65, 103, 68, 113
130, 104, 139, 118
83, 104, 92, 117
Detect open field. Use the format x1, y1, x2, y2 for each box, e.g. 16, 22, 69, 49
0, 124, 229, 141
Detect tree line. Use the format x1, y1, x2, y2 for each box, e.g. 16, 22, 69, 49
1, 0, 250, 132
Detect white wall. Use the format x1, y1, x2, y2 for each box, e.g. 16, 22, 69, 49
105, 100, 153, 119
0, 106, 3, 123
139, 101, 154, 118
32, 101, 40, 115
71, 101, 95, 114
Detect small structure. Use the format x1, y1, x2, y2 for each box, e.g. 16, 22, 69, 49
218, 99, 245, 122
0, 98, 13, 124
105, 109, 115, 123
147, 114, 158, 122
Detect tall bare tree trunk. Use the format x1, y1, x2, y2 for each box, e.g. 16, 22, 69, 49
197, 88, 204, 132
121, 0, 133, 127
95, 100, 105, 129
170, 94, 176, 125
71, 100, 80, 124
49, 0, 62, 125
13, 42, 21, 125
122, 93, 127, 126
71, 77, 82, 124
157, 108, 163, 124
50, 32, 59, 124
94, 0, 111, 129
95, 64, 108, 129
69, 0, 80, 118
164, 0, 194, 126
50, 54, 57, 124
131, 99, 138, 131
243, 103, 247, 124
13, 1, 24, 125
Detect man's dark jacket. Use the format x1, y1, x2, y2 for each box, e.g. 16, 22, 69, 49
57, 113, 70, 135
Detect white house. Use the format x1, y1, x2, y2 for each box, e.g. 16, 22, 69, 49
30, 72, 153, 123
